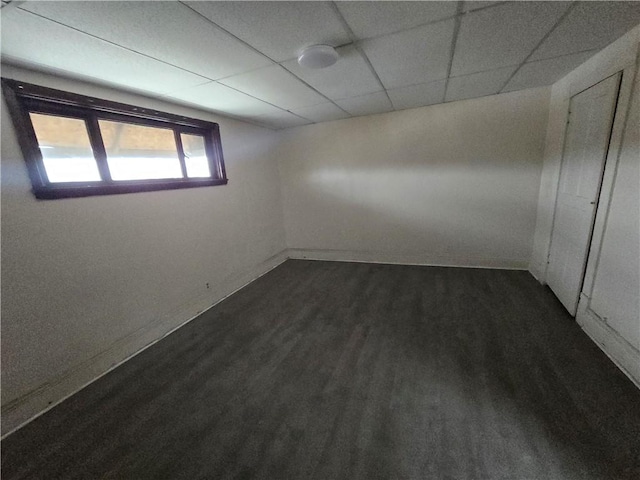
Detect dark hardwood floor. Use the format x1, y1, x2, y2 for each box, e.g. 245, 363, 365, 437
2, 260, 639, 479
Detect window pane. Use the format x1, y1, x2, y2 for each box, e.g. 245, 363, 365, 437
98, 120, 183, 181
181, 133, 211, 178
29, 113, 101, 183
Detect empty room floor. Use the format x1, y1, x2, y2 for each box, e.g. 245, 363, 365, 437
2, 260, 639, 479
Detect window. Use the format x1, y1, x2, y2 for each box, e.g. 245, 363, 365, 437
2, 78, 227, 199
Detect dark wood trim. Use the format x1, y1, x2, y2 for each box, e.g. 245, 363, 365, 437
33, 178, 228, 200
211, 124, 227, 181
93, 110, 208, 134
86, 114, 112, 183
1, 81, 50, 187
2, 78, 227, 199
174, 130, 189, 179
1, 77, 228, 200
2, 78, 217, 130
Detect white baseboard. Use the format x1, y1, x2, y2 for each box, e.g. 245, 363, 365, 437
1, 250, 289, 438
288, 248, 529, 270
528, 262, 547, 285
577, 299, 640, 389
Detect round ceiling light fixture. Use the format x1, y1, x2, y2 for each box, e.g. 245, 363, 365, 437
297, 45, 339, 69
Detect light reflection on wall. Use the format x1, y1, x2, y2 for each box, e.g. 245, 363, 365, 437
303, 165, 536, 259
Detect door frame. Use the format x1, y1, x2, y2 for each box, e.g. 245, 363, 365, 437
576, 47, 640, 388
578, 60, 639, 306
535, 40, 640, 288
545, 72, 623, 315
533, 37, 640, 387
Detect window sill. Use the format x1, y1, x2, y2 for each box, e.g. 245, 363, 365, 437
33, 178, 228, 200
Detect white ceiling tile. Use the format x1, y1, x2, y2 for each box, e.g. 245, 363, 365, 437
462, 2, 501, 13
388, 79, 447, 110
334, 91, 394, 117
164, 81, 285, 118
290, 103, 350, 123
18, 1, 272, 80
0, 9, 208, 96
451, 1, 571, 76
165, 82, 307, 130
445, 65, 516, 102
361, 19, 455, 89
281, 45, 381, 101
502, 50, 598, 93
185, 1, 350, 63
219, 65, 326, 110
5, 0, 634, 127
248, 110, 313, 130
529, 2, 640, 61
336, 1, 458, 39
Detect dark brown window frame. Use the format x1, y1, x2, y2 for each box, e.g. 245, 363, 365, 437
2, 78, 227, 199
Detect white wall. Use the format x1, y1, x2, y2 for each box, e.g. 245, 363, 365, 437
588, 69, 639, 348
0, 65, 287, 434
588, 65, 640, 348
530, 25, 640, 385
277, 87, 550, 269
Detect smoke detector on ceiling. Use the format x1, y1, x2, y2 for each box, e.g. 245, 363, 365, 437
297, 45, 339, 69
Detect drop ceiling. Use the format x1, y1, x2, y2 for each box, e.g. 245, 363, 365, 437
1, 1, 640, 130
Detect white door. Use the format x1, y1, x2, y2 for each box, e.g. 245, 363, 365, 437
547, 73, 621, 316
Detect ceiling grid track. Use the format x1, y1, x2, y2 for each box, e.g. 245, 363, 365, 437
179, 1, 352, 123
13, 7, 214, 84
8, 11, 307, 129
16, 2, 329, 128
498, 2, 578, 93
5, 1, 639, 129
9, 5, 300, 131
221, 2, 508, 74
357, 1, 506, 45
443, 2, 465, 103
1, 0, 22, 11
329, 1, 394, 110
